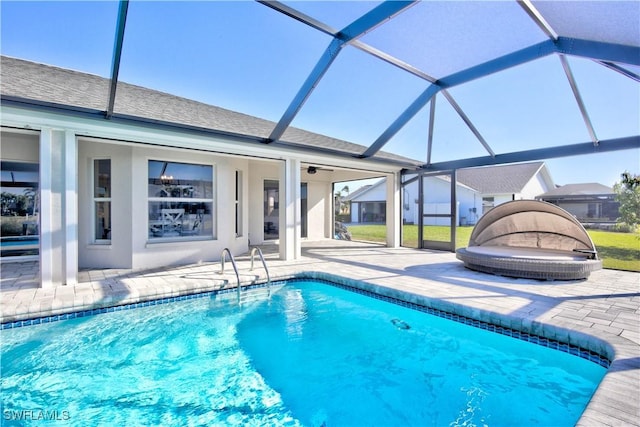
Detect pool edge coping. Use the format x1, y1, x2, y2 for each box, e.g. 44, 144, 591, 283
1, 270, 619, 365
2, 269, 637, 426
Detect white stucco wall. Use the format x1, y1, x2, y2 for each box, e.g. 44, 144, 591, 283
350, 202, 360, 223
248, 161, 334, 243
401, 176, 480, 226
412, 177, 480, 226
1, 130, 39, 161
77, 139, 253, 270
356, 181, 387, 202
78, 139, 133, 269
306, 181, 331, 240
248, 160, 281, 246
521, 171, 551, 199
456, 186, 480, 226
557, 202, 589, 218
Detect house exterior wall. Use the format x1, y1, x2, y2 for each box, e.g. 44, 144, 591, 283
78, 139, 252, 270
548, 200, 620, 222
556, 202, 590, 219
247, 160, 332, 245
306, 181, 331, 240
520, 172, 550, 199
1, 131, 39, 162
360, 183, 387, 201
1, 104, 404, 286
348, 180, 386, 224
248, 160, 280, 246
350, 202, 360, 223
78, 139, 133, 269
481, 193, 514, 215
0, 131, 40, 259
455, 186, 480, 226
404, 177, 479, 226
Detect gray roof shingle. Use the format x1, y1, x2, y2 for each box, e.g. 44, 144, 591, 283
457, 161, 545, 193
538, 183, 614, 197
1, 56, 420, 166
344, 184, 375, 202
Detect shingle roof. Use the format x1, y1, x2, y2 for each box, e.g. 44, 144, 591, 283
537, 183, 614, 198
344, 184, 374, 202
456, 161, 545, 194
0, 56, 421, 167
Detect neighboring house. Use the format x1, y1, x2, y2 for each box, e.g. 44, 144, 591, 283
402, 175, 479, 226
536, 183, 620, 223
346, 182, 386, 223
395, 162, 554, 226
456, 161, 555, 215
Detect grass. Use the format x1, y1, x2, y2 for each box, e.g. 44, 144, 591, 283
588, 230, 640, 271
347, 224, 640, 272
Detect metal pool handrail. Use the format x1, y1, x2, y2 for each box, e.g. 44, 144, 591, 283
250, 247, 271, 296
219, 248, 241, 304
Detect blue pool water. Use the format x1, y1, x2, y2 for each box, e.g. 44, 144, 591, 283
0, 238, 39, 247
0, 237, 39, 257
1, 280, 606, 426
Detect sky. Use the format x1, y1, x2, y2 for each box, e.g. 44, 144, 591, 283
1, 1, 638, 188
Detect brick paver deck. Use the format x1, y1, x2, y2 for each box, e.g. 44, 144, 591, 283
2, 240, 638, 426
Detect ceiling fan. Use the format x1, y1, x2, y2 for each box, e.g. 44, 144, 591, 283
305, 166, 334, 175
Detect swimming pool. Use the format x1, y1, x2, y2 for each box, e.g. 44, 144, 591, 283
1, 279, 606, 426
0, 236, 39, 257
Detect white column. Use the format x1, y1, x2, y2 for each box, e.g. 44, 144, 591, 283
39, 128, 71, 287
39, 129, 54, 288
386, 172, 401, 248
279, 158, 301, 260
64, 130, 78, 286
325, 182, 333, 238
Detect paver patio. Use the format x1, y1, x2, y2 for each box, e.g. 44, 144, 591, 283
1, 240, 638, 426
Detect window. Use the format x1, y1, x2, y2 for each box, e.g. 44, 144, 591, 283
263, 180, 279, 240
93, 159, 111, 242
482, 196, 495, 215
148, 160, 214, 240
301, 183, 308, 238
0, 160, 39, 257
235, 170, 242, 237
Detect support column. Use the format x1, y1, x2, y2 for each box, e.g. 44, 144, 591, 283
39, 129, 54, 288
39, 128, 76, 288
279, 158, 301, 260
64, 131, 78, 286
386, 172, 401, 248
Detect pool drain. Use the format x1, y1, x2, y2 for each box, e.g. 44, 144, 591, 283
391, 318, 410, 330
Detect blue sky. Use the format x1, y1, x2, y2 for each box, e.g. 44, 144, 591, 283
1, 1, 638, 187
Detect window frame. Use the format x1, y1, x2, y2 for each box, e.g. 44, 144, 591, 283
147, 159, 216, 243
235, 170, 243, 238
92, 157, 111, 245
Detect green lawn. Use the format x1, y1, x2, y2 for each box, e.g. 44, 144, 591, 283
588, 230, 640, 272
346, 224, 640, 272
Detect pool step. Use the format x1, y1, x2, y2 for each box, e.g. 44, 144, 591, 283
239, 287, 271, 305
209, 284, 281, 309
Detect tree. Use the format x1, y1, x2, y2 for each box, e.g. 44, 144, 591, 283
23, 187, 38, 215
613, 171, 640, 231
334, 185, 350, 215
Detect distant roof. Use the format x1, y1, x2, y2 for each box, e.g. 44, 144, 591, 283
537, 183, 614, 198
457, 161, 546, 194
344, 184, 375, 202
0, 56, 421, 167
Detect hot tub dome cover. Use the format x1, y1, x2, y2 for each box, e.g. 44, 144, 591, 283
468, 200, 596, 253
